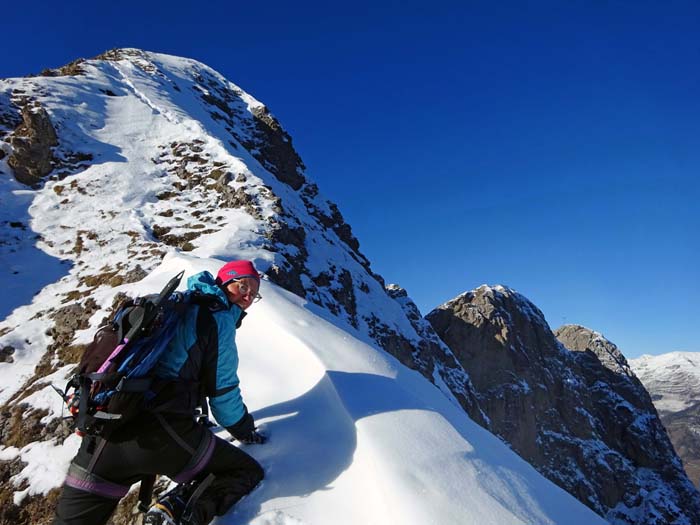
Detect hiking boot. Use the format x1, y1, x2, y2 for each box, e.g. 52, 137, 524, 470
143, 484, 190, 525
143, 501, 179, 525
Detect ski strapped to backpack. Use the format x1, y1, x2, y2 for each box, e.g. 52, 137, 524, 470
58, 271, 188, 439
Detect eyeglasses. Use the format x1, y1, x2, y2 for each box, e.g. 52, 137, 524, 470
235, 280, 262, 303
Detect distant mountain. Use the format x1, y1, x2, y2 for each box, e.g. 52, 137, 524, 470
426, 287, 700, 525
630, 352, 700, 489
0, 49, 602, 524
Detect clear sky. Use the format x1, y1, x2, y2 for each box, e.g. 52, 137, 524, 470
4, 1, 699, 358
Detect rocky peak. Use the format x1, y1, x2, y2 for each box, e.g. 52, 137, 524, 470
556, 324, 653, 413
427, 286, 700, 525
0, 49, 370, 334
555, 324, 636, 378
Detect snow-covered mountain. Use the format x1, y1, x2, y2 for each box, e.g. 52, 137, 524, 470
630, 352, 700, 416
426, 288, 700, 525
0, 49, 604, 524
630, 352, 700, 489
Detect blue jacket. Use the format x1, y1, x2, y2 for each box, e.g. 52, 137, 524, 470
154, 271, 247, 428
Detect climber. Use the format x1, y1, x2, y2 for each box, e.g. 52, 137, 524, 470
53, 260, 266, 525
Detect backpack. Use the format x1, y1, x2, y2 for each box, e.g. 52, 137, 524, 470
59, 271, 191, 439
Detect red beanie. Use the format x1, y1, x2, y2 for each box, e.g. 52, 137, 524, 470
216, 260, 260, 286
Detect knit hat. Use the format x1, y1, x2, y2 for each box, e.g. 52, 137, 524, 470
216, 260, 261, 286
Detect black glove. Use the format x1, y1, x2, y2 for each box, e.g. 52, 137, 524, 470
238, 429, 268, 444
226, 410, 267, 444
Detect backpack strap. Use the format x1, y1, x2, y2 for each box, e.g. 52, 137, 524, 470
154, 413, 195, 454
86, 437, 108, 473
115, 376, 152, 393
75, 375, 93, 434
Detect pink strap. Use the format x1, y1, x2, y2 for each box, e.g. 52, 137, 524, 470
96, 338, 129, 374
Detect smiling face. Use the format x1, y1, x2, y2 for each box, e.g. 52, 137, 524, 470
224, 277, 260, 310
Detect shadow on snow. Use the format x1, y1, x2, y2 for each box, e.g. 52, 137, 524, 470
223, 370, 431, 523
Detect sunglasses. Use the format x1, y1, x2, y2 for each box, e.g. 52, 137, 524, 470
235, 280, 262, 303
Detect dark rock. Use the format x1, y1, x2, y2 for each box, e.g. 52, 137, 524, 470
157, 229, 216, 251
156, 191, 177, 200
7, 102, 58, 186
329, 270, 358, 327
0, 483, 61, 525
39, 58, 86, 77
38, 298, 100, 376
266, 220, 307, 253
249, 106, 306, 190
93, 48, 157, 73
151, 225, 171, 239
216, 185, 262, 219
0, 404, 50, 449
266, 262, 306, 298
661, 405, 700, 489
0, 346, 15, 363
122, 265, 148, 284
312, 272, 332, 287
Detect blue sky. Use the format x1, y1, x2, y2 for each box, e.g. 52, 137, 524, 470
4, 1, 699, 357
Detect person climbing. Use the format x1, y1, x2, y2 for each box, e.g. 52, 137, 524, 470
54, 260, 267, 525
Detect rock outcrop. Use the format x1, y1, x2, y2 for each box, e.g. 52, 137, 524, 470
7, 101, 57, 186
427, 286, 700, 525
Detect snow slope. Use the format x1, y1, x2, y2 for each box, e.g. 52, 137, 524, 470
2, 253, 606, 524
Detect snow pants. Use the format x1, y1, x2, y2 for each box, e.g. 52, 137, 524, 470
53, 414, 264, 525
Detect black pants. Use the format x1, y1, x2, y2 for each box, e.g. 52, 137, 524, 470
53, 415, 264, 525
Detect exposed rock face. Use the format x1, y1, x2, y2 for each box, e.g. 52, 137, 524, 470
7, 102, 58, 186
249, 105, 306, 190
661, 405, 700, 490
630, 352, 700, 490
426, 286, 700, 525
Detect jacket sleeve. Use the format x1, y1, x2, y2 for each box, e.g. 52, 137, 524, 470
203, 305, 247, 428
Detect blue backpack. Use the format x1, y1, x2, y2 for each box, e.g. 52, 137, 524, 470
59, 271, 193, 439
